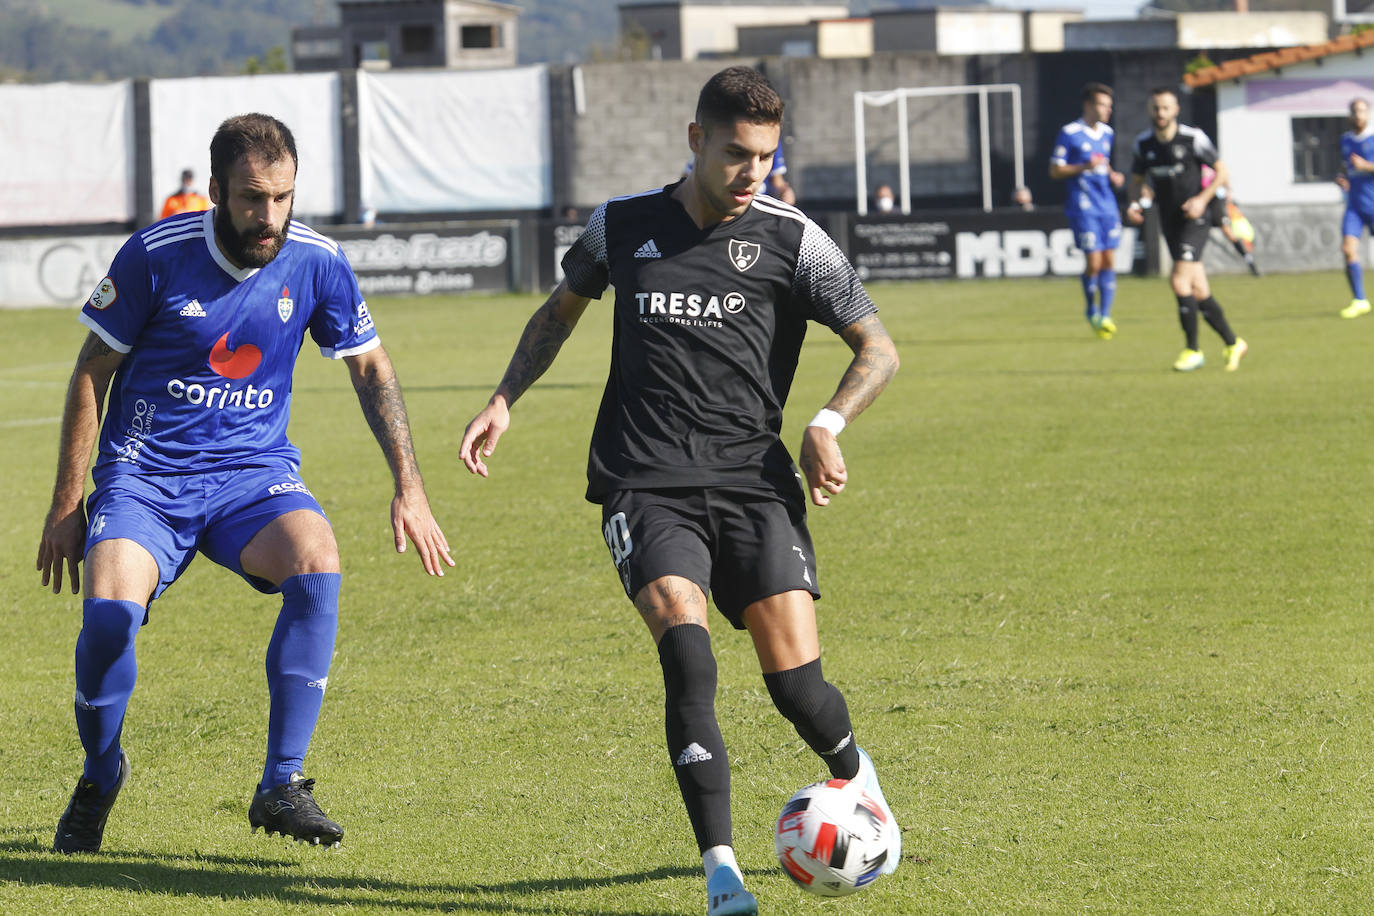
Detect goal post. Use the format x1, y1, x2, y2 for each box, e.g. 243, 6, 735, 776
854, 84, 1025, 216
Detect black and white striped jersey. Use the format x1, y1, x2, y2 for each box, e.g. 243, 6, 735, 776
561, 182, 877, 502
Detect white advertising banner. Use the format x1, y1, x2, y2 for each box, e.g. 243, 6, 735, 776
358, 67, 552, 213
0, 235, 128, 308
148, 73, 343, 221
0, 82, 135, 228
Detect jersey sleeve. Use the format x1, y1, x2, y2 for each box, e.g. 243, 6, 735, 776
308, 247, 380, 359
1050, 125, 1072, 166
560, 202, 610, 299
1130, 135, 1146, 177
1193, 130, 1219, 167
793, 219, 877, 332
77, 233, 156, 354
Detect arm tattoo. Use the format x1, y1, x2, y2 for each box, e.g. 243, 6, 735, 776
355, 370, 421, 483
830, 314, 899, 420
497, 298, 574, 405
76, 334, 114, 367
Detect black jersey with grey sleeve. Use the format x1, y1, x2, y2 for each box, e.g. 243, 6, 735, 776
560, 182, 878, 503
1130, 124, 1218, 215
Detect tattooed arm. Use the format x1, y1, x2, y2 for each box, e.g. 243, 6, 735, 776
799, 313, 900, 507
346, 344, 455, 576
37, 332, 124, 594
458, 280, 592, 477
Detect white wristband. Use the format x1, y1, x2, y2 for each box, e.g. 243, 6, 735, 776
808, 408, 846, 436
1135, 197, 1152, 210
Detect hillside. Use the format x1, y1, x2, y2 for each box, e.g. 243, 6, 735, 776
0, 0, 978, 82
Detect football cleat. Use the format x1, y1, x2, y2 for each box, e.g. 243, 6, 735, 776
1095, 315, 1117, 339
1224, 338, 1248, 372
1172, 349, 1205, 372
855, 747, 901, 875
54, 749, 129, 854
706, 864, 758, 916
249, 772, 343, 847
1341, 298, 1371, 319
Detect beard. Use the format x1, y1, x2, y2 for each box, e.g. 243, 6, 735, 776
214, 203, 292, 268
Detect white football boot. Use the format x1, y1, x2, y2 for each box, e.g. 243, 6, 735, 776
706, 864, 758, 916
855, 747, 901, 875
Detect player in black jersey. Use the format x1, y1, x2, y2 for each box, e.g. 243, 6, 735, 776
1126, 87, 1248, 372
460, 67, 901, 915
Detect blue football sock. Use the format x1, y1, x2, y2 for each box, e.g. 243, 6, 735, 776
1098, 269, 1116, 316
1081, 273, 1099, 317
262, 572, 339, 788
74, 598, 144, 794
1348, 261, 1366, 300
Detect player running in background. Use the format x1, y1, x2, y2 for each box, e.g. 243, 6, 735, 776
1050, 82, 1125, 338
1202, 166, 1260, 277
1339, 97, 1374, 318
38, 113, 454, 854
460, 67, 900, 916
1126, 87, 1247, 372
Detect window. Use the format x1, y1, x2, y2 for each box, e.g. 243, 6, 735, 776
1292, 115, 1346, 183
461, 24, 499, 49
401, 24, 435, 55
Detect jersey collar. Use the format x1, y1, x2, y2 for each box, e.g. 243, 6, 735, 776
1077, 118, 1109, 140
203, 207, 264, 283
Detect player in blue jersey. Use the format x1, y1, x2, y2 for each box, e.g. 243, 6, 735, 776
37, 113, 454, 854
1050, 82, 1126, 338
1339, 98, 1374, 318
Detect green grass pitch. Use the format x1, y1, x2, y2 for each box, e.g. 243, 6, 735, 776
2, 269, 1373, 913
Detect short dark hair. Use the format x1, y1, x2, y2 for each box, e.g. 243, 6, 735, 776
694, 66, 784, 132
1149, 86, 1178, 101
209, 113, 298, 190
1082, 82, 1113, 102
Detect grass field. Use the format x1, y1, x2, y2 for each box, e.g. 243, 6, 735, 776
3, 270, 1373, 914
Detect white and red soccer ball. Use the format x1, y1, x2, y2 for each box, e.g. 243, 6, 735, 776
774, 777, 899, 897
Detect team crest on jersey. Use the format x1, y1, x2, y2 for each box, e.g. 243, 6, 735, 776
88, 277, 117, 311
728, 239, 761, 272
277, 285, 293, 322
1172, 144, 1186, 160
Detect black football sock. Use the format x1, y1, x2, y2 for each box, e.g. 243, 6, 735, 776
764, 658, 861, 780
1198, 296, 1236, 346
1175, 294, 1200, 351
659, 624, 732, 853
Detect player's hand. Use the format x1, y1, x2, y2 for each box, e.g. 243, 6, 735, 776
1337, 174, 1351, 192
1109, 169, 1125, 188
459, 397, 511, 478
799, 427, 847, 507
390, 490, 455, 576
1181, 195, 1207, 220
36, 501, 87, 595
1126, 202, 1145, 226
1352, 154, 1370, 172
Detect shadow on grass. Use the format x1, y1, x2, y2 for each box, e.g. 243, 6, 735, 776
0, 837, 698, 915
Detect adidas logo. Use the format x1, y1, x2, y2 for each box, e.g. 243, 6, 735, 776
179, 299, 206, 317
676, 742, 713, 765
634, 239, 662, 259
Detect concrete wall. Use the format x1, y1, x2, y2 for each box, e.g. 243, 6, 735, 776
1176, 12, 1327, 50
1216, 55, 1374, 206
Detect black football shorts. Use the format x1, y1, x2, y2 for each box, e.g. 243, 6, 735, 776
600, 485, 821, 629
1161, 211, 1211, 263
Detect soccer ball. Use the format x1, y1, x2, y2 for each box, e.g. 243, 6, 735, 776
774, 777, 898, 897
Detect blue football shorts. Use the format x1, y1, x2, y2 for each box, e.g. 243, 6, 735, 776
599, 485, 820, 629
1068, 212, 1122, 253
1342, 206, 1374, 239
85, 465, 328, 601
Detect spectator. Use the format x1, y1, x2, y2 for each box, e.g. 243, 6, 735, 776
159, 169, 210, 220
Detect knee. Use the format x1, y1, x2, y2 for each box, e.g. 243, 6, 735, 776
658, 624, 717, 704
280, 572, 341, 618
80, 598, 144, 651
764, 659, 834, 726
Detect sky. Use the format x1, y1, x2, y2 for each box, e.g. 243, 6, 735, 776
993, 0, 1146, 18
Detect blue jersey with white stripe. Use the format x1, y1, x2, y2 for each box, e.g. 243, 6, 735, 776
1051, 119, 1117, 217
1342, 127, 1374, 214
79, 208, 378, 477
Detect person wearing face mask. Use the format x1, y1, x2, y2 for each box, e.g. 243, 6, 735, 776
873, 183, 896, 214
